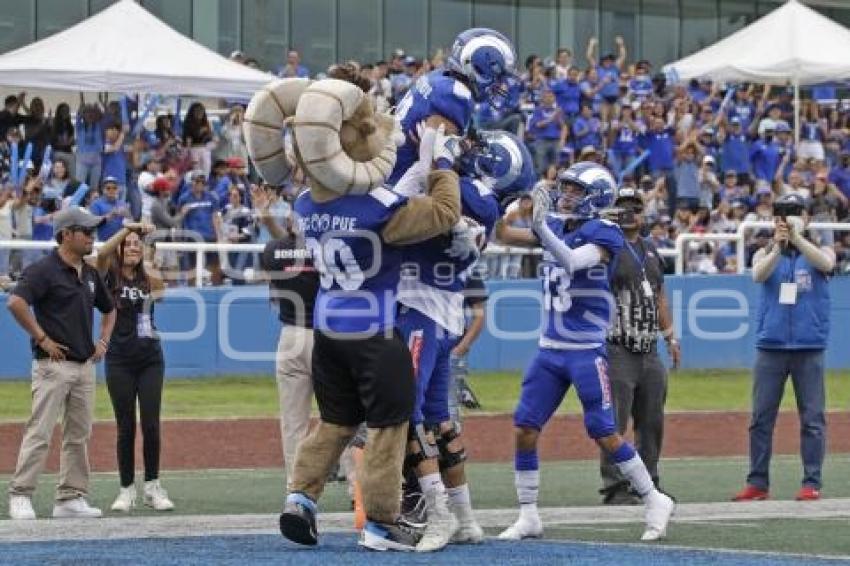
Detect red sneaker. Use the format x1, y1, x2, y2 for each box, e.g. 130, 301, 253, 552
795, 487, 821, 501
732, 485, 769, 501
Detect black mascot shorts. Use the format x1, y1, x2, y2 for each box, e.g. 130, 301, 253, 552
312, 329, 415, 428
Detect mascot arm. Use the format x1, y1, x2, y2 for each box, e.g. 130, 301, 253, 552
382, 169, 461, 245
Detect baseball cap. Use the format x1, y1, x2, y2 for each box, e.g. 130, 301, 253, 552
725, 169, 737, 177
615, 186, 642, 204
775, 122, 791, 133
102, 175, 120, 186
700, 125, 715, 135
730, 116, 742, 125
703, 155, 716, 165
392, 48, 405, 59
54, 207, 103, 232
151, 177, 173, 193
191, 170, 207, 181
226, 156, 246, 168
731, 198, 748, 209
403, 56, 417, 66
579, 145, 599, 158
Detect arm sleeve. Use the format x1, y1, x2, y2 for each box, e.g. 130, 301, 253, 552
382, 169, 461, 245
537, 224, 603, 274
460, 178, 500, 237
150, 200, 182, 229
10, 263, 49, 305
793, 236, 836, 274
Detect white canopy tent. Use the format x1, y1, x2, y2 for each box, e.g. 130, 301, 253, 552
662, 0, 850, 145
0, 0, 272, 98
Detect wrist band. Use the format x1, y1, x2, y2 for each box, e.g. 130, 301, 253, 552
99, 339, 109, 348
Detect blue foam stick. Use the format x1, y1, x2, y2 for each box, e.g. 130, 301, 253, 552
9, 141, 18, 192
132, 94, 160, 139
120, 95, 130, 127
719, 86, 736, 114
173, 97, 183, 137
38, 145, 52, 182
18, 142, 33, 187
618, 150, 651, 185
68, 183, 90, 207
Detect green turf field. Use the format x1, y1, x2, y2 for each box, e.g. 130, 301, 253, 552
1, 370, 849, 422
2, 455, 850, 556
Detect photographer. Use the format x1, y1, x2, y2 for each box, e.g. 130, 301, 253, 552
733, 193, 835, 502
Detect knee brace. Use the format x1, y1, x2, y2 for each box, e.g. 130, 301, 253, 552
404, 423, 439, 470
435, 423, 466, 471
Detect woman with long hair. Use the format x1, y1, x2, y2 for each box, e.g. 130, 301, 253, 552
95, 222, 174, 513
182, 102, 217, 177
49, 103, 76, 177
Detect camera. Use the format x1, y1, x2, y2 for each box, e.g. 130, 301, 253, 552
773, 200, 804, 219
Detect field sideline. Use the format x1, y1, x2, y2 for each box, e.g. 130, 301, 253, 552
1, 370, 850, 421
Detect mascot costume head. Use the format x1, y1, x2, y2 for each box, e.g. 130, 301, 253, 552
243, 76, 402, 200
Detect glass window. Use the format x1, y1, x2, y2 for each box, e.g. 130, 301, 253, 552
142, 0, 192, 36
0, 3, 32, 54
384, 0, 428, 60
826, 6, 850, 28
36, 0, 86, 40
559, 0, 597, 69
680, 0, 717, 57
339, 0, 382, 64
89, 0, 119, 15
600, 0, 637, 67
720, 0, 758, 38
473, 0, 515, 39
639, 0, 677, 67
216, 0, 239, 58
242, 0, 288, 72
517, 0, 557, 66
429, 0, 472, 56
291, 0, 334, 76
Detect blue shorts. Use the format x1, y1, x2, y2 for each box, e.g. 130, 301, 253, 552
396, 306, 459, 425
513, 347, 616, 439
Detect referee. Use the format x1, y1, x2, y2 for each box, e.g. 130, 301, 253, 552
6, 207, 116, 520
255, 188, 320, 491
599, 187, 680, 505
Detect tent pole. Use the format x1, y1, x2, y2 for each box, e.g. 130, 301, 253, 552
794, 78, 801, 149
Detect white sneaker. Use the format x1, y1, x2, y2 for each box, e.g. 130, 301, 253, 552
415, 490, 458, 552
143, 480, 174, 511
110, 485, 136, 512
498, 512, 543, 540
8, 495, 36, 520
641, 490, 675, 541
449, 503, 484, 544
52, 497, 102, 519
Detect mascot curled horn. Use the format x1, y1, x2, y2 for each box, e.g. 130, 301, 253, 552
244, 76, 464, 551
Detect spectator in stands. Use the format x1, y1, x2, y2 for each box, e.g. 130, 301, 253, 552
528, 90, 565, 176
49, 103, 75, 177
20, 97, 50, 167
640, 117, 676, 180
178, 171, 223, 285
0, 93, 25, 139
209, 159, 232, 206
798, 102, 826, 162
182, 103, 216, 177
586, 35, 626, 122
572, 103, 602, 153
607, 105, 642, 178
44, 158, 80, 201
579, 66, 603, 116
750, 126, 783, 184
673, 139, 702, 211
90, 177, 131, 242
719, 117, 751, 184
735, 194, 834, 503
215, 105, 248, 165
551, 66, 581, 122
277, 49, 310, 79
628, 60, 654, 102
102, 123, 128, 200
554, 48, 572, 79
221, 186, 255, 283
75, 96, 105, 189
0, 185, 13, 275
225, 157, 251, 202
828, 150, 850, 200
136, 154, 163, 223
698, 155, 720, 208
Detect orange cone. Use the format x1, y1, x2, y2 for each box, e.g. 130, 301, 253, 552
352, 446, 366, 530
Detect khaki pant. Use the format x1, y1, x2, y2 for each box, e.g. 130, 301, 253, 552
275, 325, 314, 491
9, 360, 96, 501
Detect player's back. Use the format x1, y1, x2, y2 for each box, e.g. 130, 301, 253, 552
388, 70, 475, 186
539, 217, 624, 350
294, 187, 407, 334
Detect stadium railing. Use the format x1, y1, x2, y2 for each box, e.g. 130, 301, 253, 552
1, 221, 848, 285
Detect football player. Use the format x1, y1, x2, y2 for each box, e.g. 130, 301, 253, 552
394, 130, 534, 551
388, 27, 519, 186
494, 162, 676, 542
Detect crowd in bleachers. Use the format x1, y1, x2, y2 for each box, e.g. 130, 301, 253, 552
2, 39, 850, 286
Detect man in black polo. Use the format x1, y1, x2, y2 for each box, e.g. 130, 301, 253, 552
6, 207, 116, 520
599, 187, 680, 505
256, 191, 320, 491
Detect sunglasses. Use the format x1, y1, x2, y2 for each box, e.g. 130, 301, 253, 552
68, 225, 96, 236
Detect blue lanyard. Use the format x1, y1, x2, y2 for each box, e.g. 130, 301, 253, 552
624, 240, 647, 275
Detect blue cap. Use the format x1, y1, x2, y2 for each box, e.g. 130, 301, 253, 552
775, 122, 791, 133
102, 175, 120, 186
730, 116, 742, 125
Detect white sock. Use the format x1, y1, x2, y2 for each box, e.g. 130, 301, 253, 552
615, 454, 655, 498
515, 470, 540, 515
419, 473, 446, 495
446, 484, 471, 507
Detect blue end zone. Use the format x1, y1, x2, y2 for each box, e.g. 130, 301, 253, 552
0, 534, 835, 566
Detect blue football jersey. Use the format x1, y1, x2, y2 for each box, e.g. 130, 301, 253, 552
294, 187, 407, 334
388, 70, 475, 186
538, 217, 624, 349
397, 176, 499, 335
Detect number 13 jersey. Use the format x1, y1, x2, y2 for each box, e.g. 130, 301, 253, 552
295, 187, 408, 334
537, 217, 625, 350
